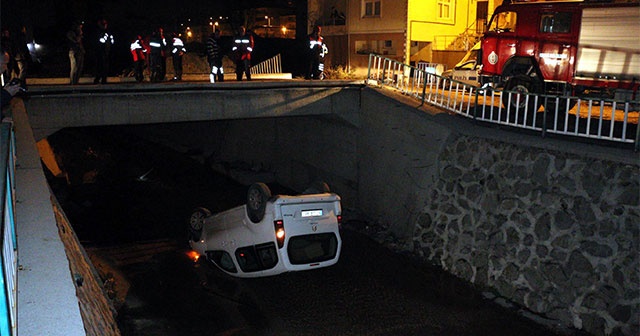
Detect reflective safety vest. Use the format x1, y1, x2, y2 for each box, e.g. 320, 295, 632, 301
309, 37, 328, 58
99, 32, 114, 45
149, 36, 166, 56
130, 39, 146, 62
232, 34, 254, 60
172, 38, 186, 55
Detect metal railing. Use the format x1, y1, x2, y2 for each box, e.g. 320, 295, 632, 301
366, 54, 640, 150
250, 53, 282, 75
0, 122, 17, 336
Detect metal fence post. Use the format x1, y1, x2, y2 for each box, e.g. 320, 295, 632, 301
419, 68, 428, 106
366, 54, 373, 85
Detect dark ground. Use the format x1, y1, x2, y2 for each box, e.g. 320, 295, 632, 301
45, 126, 582, 336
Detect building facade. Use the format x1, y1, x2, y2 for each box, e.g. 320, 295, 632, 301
309, 0, 500, 76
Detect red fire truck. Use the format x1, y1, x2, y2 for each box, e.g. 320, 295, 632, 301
479, 0, 640, 109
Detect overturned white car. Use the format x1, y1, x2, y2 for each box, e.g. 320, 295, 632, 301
188, 182, 342, 278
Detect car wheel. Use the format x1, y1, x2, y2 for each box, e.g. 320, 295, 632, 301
246, 183, 272, 223
501, 75, 542, 115
189, 207, 211, 241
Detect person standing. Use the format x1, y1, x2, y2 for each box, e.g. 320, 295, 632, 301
66, 21, 85, 85
13, 26, 30, 81
231, 26, 253, 81
130, 35, 146, 82
1, 51, 22, 111
158, 27, 168, 81
148, 28, 166, 82
1, 29, 13, 85
206, 28, 224, 83
93, 19, 114, 84
170, 33, 186, 81
307, 25, 328, 80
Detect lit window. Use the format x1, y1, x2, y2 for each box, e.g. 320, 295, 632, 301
437, 0, 453, 22
363, 0, 381, 18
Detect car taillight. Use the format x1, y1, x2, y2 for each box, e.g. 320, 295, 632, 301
274, 219, 285, 248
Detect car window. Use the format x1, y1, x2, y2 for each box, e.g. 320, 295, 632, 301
236, 242, 279, 272
208, 251, 238, 273
458, 60, 477, 70
288, 233, 338, 265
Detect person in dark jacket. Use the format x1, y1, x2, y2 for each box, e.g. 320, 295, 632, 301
148, 28, 167, 82
206, 28, 224, 83
171, 32, 186, 81
231, 26, 253, 81
1, 51, 22, 112
93, 19, 114, 84
307, 25, 328, 80
66, 21, 85, 85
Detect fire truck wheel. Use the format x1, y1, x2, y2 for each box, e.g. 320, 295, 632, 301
502, 75, 542, 114
247, 183, 272, 223
189, 207, 211, 241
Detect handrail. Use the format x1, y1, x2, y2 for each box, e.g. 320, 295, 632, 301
366, 54, 639, 150
0, 121, 17, 336
250, 53, 282, 75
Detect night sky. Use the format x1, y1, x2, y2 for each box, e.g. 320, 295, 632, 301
1, 0, 301, 41
1, 0, 307, 76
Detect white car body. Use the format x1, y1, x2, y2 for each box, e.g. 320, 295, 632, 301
189, 184, 342, 278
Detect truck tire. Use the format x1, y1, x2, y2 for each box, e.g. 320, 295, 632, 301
189, 207, 211, 242
247, 183, 272, 223
502, 75, 542, 115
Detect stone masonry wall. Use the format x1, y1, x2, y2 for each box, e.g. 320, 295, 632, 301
412, 135, 639, 336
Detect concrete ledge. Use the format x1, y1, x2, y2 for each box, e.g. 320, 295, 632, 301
10, 98, 85, 336
26, 72, 293, 85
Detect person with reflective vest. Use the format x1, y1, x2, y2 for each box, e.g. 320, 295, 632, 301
206, 28, 224, 83
148, 28, 167, 82
94, 19, 114, 84
231, 26, 253, 81
307, 25, 328, 80
130, 35, 147, 82
171, 33, 186, 81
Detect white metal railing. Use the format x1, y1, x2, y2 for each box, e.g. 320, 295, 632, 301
0, 122, 18, 336
366, 54, 640, 150
250, 53, 282, 75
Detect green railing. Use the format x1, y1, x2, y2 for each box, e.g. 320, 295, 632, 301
0, 122, 17, 336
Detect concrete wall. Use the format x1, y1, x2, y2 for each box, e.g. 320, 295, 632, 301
30, 83, 638, 335
360, 90, 638, 336
138, 88, 639, 336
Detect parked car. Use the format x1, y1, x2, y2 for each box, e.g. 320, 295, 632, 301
188, 182, 343, 278
442, 42, 481, 86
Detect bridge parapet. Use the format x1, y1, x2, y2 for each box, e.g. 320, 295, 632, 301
25, 80, 364, 140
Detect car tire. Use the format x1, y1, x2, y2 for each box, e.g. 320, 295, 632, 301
189, 207, 211, 242
246, 183, 272, 223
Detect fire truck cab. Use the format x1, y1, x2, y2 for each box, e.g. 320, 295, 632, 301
479, 0, 640, 104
